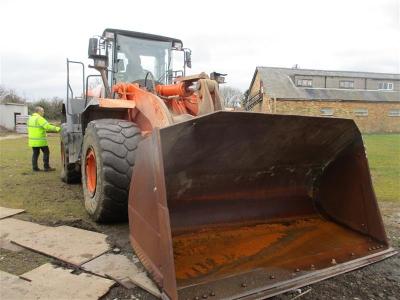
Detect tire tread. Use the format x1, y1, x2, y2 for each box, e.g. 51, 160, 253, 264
82, 119, 142, 222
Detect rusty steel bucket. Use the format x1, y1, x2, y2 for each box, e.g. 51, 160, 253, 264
128, 111, 396, 300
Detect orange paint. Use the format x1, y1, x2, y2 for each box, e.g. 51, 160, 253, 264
112, 82, 139, 100
156, 82, 189, 97
85, 148, 96, 195
98, 98, 136, 109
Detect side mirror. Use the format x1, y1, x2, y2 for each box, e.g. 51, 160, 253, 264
88, 38, 99, 58
184, 49, 192, 69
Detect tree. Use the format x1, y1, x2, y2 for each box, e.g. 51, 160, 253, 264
28, 97, 63, 121
219, 86, 243, 108
0, 85, 25, 104
1, 85, 63, 121
241, 89, 250, 108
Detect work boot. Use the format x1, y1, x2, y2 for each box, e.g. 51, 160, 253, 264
33, 167, 42, 172
44, 167, 56, 172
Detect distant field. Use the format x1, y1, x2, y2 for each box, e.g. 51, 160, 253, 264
0, 133, 399, 223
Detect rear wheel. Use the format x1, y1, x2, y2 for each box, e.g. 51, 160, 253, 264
60, 124, 81, 183
81, 119, 142, 222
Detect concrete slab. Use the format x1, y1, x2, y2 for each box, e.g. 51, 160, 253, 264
129, 269, 161, 298
20, 263, 114, 300
114, 276, 137, 289
82, 253, 140, 279
0, 218, 49, 241
0, 270, 33, 299
1, 266, 114, 300
0, 207, 25, 219
12, 225, 110, 266
0, 238, 23, 252
82, 253, 160, 297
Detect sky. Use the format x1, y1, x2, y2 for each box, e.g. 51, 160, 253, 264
0, 0, 399, 100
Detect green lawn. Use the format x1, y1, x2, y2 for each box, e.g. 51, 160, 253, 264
0, 134, 399, 224
0, 135, 88, 223
363, 134, 400, 202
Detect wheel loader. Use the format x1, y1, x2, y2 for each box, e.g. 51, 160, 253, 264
61, 28, 396, 300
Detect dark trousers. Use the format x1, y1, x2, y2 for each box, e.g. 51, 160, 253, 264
32, 146, 50, 170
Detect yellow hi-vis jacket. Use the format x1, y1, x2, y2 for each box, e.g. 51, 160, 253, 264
27, 113, 60, 147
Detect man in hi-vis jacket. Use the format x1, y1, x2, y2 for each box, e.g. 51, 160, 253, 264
27, 106, 60, 171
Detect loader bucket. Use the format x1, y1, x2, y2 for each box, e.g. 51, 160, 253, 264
128, 111, 396, 300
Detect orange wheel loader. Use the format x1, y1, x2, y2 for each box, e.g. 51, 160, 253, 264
61, 28, 396, 299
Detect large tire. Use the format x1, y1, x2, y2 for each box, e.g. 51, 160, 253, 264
81, 119, 142, 222
60, 124, 81, 183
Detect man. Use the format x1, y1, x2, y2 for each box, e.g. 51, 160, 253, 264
123, 49, 146, 82
28, 106, 60, 172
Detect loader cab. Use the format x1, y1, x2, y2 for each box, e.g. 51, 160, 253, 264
88, 29, 191, 95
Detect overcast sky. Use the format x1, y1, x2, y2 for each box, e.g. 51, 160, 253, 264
0, 0, 399, 100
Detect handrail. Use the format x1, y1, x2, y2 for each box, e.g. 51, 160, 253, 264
66, 59, 85, 116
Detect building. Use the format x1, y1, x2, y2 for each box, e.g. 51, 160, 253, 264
0, 103, 28, 131
244, 67, 400, 133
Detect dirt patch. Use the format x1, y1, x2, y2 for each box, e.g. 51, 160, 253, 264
101, 285, 158, 300
380, 201, 400, 248
49, 217, 100, 232
0, 126, 16, 137
273, 255, 400, 300
0, 248, 53, 275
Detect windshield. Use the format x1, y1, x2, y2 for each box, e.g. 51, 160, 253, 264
115, 34, 171, 84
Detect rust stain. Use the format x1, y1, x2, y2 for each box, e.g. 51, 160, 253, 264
172, 216, 384, 286
173, 225, 284, 279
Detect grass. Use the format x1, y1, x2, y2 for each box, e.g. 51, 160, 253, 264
0, 134, 399, 224
0, 248, 53, 275
0, 135, 89, 223
363, 134, 400, 202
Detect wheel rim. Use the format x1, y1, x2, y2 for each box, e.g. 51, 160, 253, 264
85, 148, 97, 196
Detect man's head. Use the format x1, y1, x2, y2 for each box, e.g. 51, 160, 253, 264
35, 106, 44, 116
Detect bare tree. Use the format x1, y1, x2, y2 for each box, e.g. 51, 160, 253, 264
219, 86, 243, 108
28, 97, 63, 121
0, 85, 25, 104
0, 85, 5, 98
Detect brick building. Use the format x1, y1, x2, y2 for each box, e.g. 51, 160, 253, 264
244, 67, 400, 133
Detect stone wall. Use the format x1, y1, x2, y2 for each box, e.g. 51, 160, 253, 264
260, 97, 400, 133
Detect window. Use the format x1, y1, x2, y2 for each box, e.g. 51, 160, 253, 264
296, 79, 312, 87
354, 108, 368, 117
116, 34, 171, 84
320, 108, 334, 116
378, 82, 394, 90
339, 81, 354, 89
388, 109, 400, 117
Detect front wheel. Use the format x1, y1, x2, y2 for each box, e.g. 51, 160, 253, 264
81, 119, 142, 222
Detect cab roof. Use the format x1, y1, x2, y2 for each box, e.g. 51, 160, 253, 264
103, 28, 183, 45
